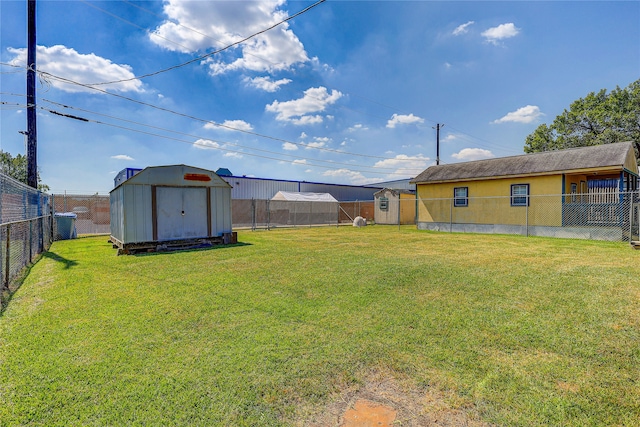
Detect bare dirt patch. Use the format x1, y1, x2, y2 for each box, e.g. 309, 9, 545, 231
302, 370, 493, 426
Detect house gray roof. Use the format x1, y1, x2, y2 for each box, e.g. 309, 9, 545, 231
411, 142, 636, 184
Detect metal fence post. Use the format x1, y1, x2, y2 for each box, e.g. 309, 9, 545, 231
5, 223, 10, 290
397, 197, 401, 231
449, 198, 453, 232
251, 198, 255, 231
29, 219, 33, 263
267, 199, 271, 231
526, 195, 529, 237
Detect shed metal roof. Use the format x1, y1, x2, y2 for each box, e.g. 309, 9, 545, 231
411, 142, 637, 184
111, 164, 232, 191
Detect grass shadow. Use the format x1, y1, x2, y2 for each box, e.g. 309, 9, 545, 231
42, 251, 79, 269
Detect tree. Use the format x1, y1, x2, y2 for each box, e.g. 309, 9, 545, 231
524, 79, 640, 159
0, 150, 49, 191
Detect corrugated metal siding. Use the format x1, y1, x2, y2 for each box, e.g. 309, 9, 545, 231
371, 179, 415, 191
224, 176, 298, 199
299, 182, 379, 201
221, 175, 382, 201
211, 187, 232, 235
123, 184, 153, 243
109, 186, 124, 241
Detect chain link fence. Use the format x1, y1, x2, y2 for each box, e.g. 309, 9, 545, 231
51, 193, 110, 235
43, 191, 640, 242
0, 173, 52, 307
416, 191, 640, 242
231, 199, 374, 229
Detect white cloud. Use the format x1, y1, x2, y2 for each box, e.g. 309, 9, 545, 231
292, 159, 308, 165
193, 138, 221, 150
373, 154, 430, 176
481, 23, 520, 45
443, 134, 458, 142
453, 21, 475, 36
323, 169, 380, 186
348, 123, 369, 132
223, 152, 243, 159
386, 113, 424, 129
111, 154, 134, 161
266, 86, 342, 125
452, 148, 495, 161
8, 45, 143, 93
305, 137, 330, 149
244, 76, 292, 92
221, 120, 254, 132
290, 115, 324, 126
204, 120, 254, 132
492, 105, 543, 124
282, 142, 298, 151
151, 1, 309, 75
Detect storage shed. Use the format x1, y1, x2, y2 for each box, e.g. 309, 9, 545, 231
110, 165, 234, 254
373, 188, 416, 225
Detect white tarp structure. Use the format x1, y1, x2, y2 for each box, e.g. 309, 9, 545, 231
271, 191, 338, 202
269, 191, 339, 227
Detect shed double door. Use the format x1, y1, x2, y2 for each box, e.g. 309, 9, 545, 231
155, 186, 209, 240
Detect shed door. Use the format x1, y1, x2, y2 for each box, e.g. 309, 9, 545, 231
156, 187, 208, 240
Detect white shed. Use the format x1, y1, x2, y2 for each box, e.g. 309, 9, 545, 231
110, 165, 234, 254
374, 188, 416, 225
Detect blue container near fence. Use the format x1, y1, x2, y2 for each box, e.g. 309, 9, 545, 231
54, 212, 77, 240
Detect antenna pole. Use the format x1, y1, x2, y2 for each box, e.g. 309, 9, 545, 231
433, 123, 444, 165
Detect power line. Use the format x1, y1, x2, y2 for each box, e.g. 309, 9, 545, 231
35, 72, 425, 164
0, 6, 519, 158
120, 0, 277, 67
39, 99, 426, 174
4, 61, 521, 165
81, 0, 327, 86
37, 104, 420, 177
79, 0, 193, 52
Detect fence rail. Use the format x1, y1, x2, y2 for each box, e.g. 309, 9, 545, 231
233, 199, 374, 230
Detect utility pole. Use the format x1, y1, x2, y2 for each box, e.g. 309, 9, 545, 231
433, 123, 444, 165
26, 0, 38, 189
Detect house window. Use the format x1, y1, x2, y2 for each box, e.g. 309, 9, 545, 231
454, 187, 468, 207
511, 184, 529, 206
379, 197, 389, 211
570, 183, 577, 202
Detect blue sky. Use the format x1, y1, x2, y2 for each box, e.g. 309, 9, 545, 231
1, 0, 638, 193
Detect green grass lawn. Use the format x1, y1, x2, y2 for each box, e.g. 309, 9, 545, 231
1, 227, 639, 426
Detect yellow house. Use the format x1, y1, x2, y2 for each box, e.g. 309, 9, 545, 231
410, 142, 639, 239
